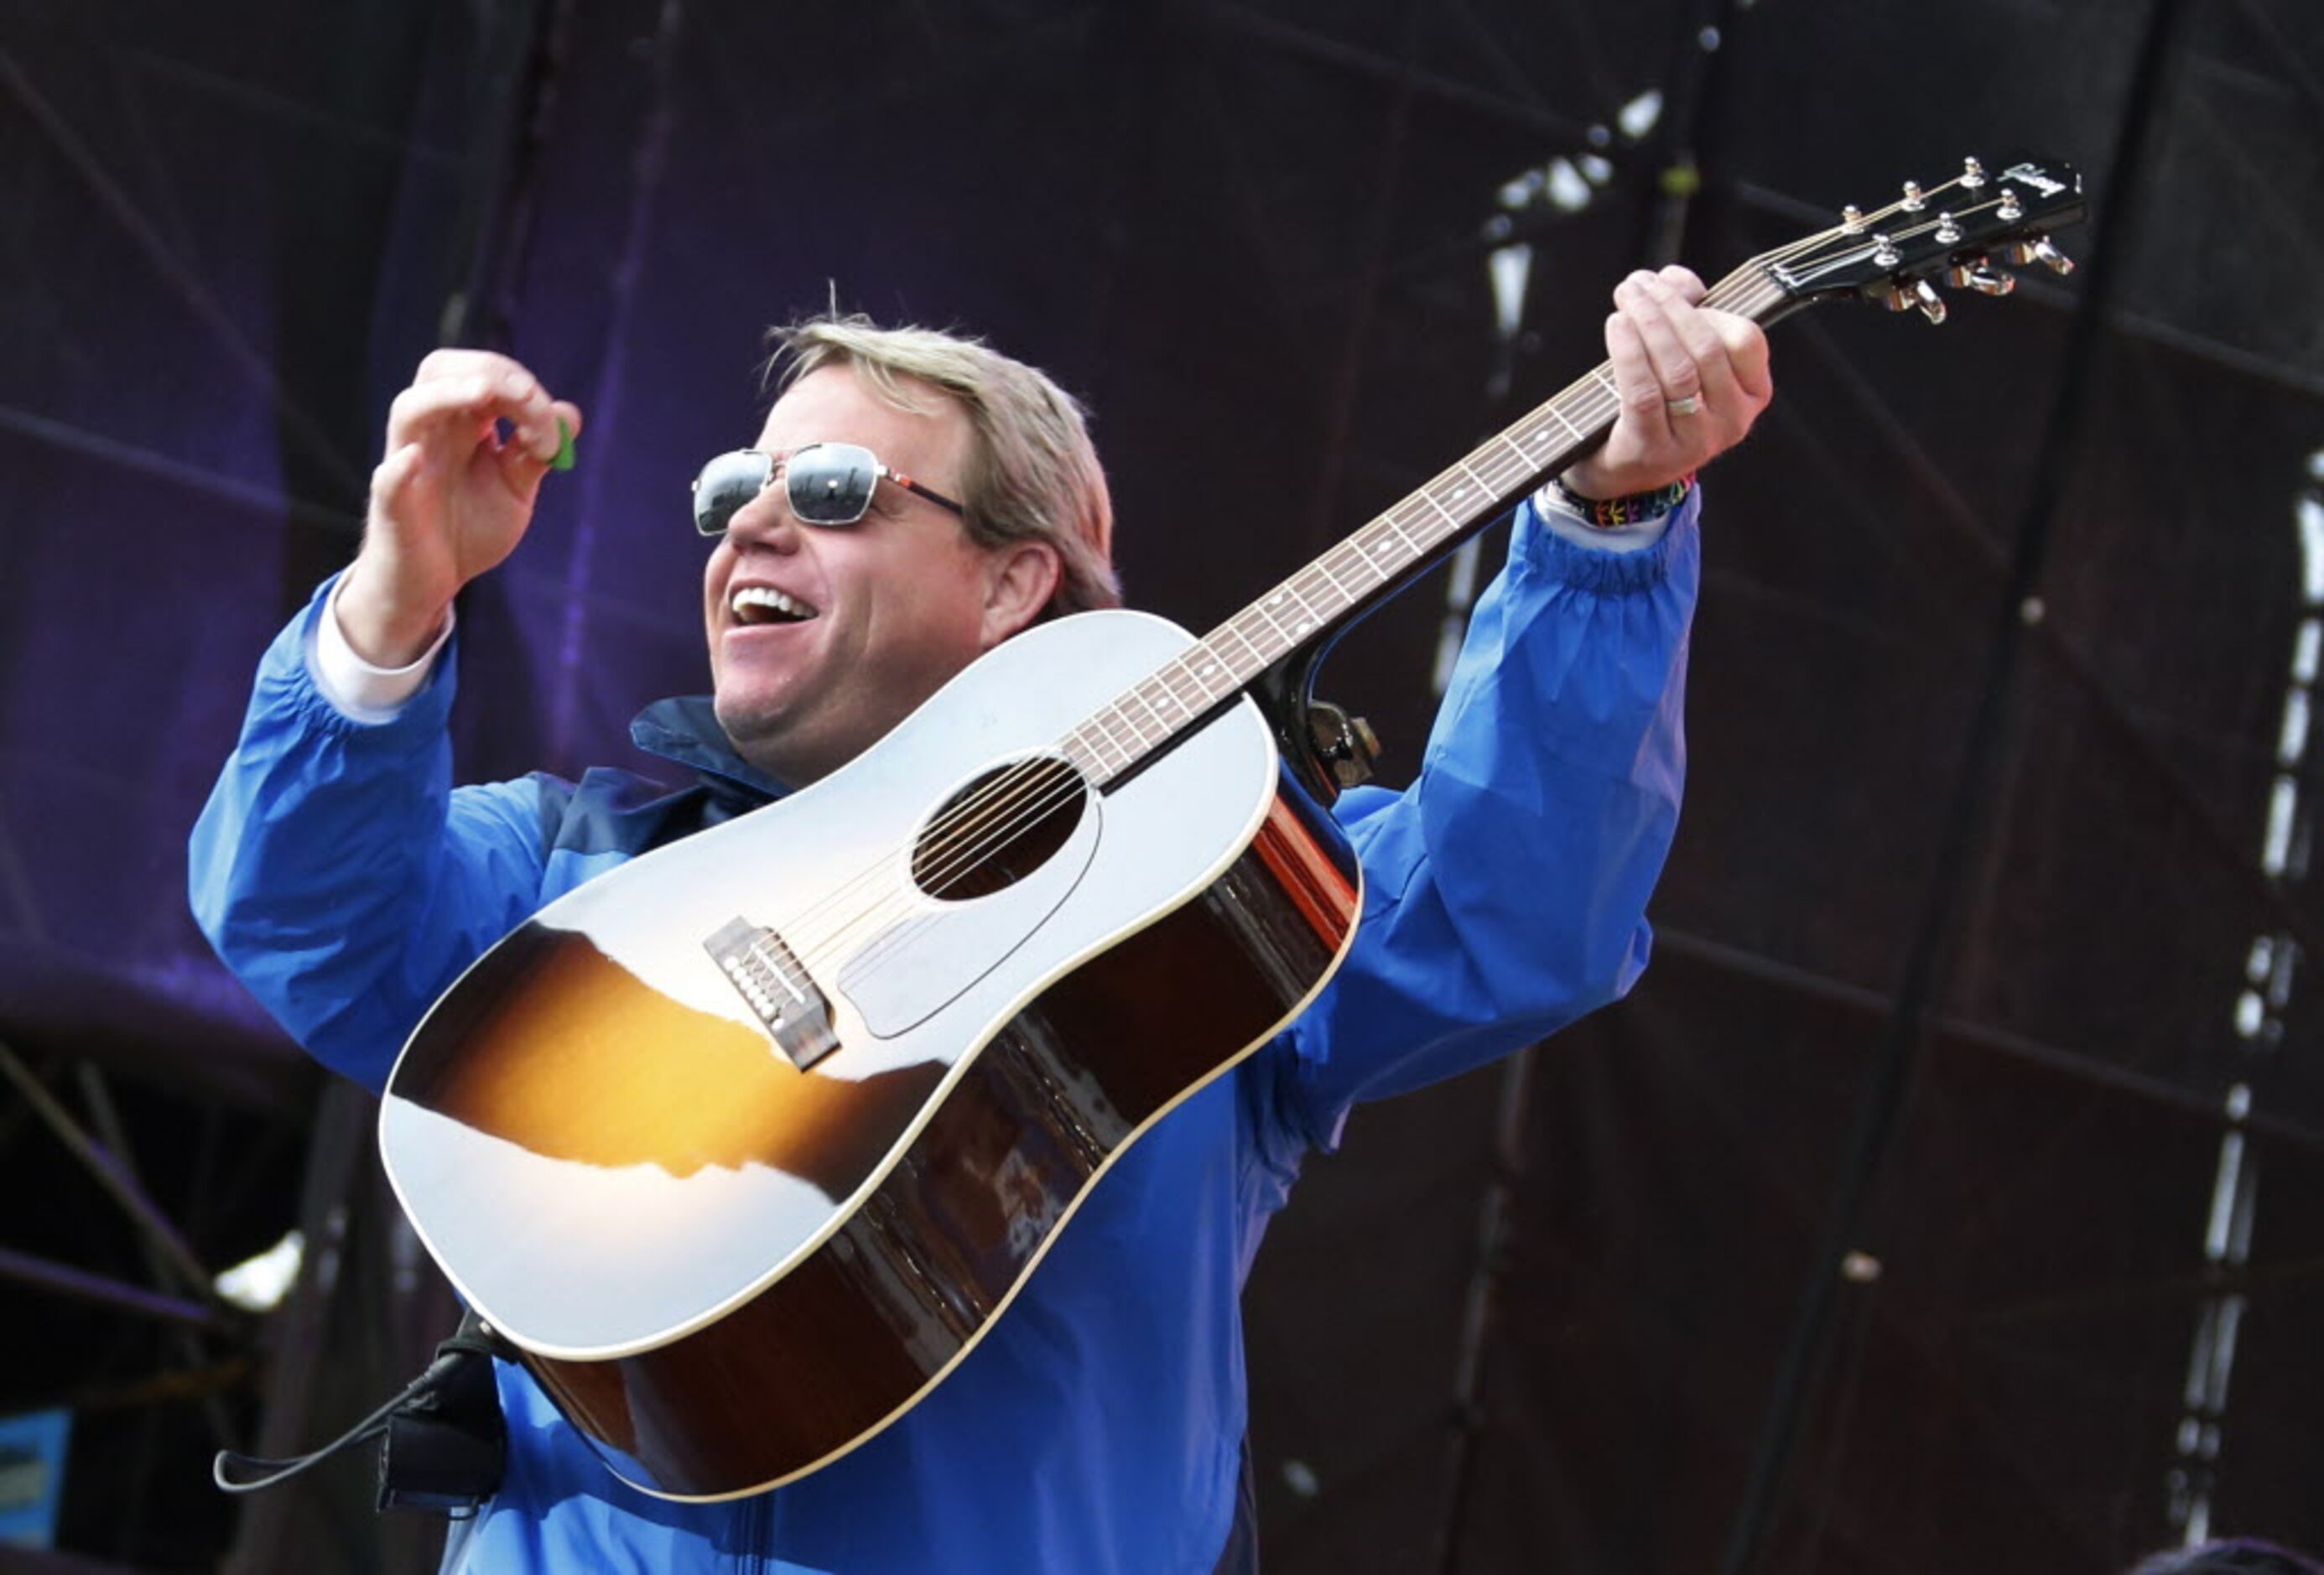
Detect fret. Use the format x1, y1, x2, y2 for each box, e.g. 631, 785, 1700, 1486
1149, 663, 1199, 716
1540, 399, 1587, 444
1218, 617, 1271, 669
1240, 606, 1292, 664
1316, 544, 1369, 600
1361, 523, 1409, 570
1308, 547, 1360, 601
1250, 592, 1300, 645
1076, 720, 1129, 776
1291, 564, 1349, 619
1591, 366, 1622, 402
1395, 496, 1448, 545
1094, 701, 1142, 756
1184, 647, 1235, 691
1126, 685, 1172, 734
1492, 431, 1536, 474
1280, 598, 1323, 641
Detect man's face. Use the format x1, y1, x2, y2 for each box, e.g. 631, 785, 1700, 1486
704, 365, 1027, 787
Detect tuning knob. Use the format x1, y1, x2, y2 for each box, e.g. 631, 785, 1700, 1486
1875, 284, 1916, 312
2030, 238, 2076, 275
1911, 280, 1948, 325
1964, 266, 2015, 296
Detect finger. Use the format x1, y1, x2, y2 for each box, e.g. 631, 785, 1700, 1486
387, 372, 556, 460
1656, 264, 1708, 305
1662, 296, 1753, 418
1618, 274, 1705, 417
491, 368, 563, 462
1709, 311, 1775, 406
405, 353, 565, 460
481, 395, 588, 499
1602, 309, 1670, 441
413, 347, 534, 387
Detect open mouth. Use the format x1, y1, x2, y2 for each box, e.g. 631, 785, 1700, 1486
730, 585, 818, 626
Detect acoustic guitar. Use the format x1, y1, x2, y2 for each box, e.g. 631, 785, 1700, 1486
379, 156, 2086, 1500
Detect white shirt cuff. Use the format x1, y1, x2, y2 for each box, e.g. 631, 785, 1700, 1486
1530, 483, 1677, 554
308, 578, 455, 724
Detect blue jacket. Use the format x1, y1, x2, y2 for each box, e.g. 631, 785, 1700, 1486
190, 496, 1698, 1573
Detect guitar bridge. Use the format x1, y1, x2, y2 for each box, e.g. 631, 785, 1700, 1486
704, 917, 841, 1071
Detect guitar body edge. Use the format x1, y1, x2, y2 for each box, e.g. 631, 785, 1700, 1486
523, 774, 1362, 1501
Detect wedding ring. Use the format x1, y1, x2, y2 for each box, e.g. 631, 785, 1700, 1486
1666, 394, 1703, 417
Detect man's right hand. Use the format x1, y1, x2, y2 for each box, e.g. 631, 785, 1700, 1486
337, 351, 585, 667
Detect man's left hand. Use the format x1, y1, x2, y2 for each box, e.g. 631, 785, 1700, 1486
1560, 265, 1772, 501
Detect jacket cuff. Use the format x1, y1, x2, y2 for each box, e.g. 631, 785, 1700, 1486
1513, 486, 1698, 595
279, 572, 459, 735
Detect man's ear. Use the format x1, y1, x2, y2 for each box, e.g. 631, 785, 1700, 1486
980, 538, 1063, 645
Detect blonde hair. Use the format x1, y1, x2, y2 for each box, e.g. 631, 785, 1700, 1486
766, 315, 1120, 616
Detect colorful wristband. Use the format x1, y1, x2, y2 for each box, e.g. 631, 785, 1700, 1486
1548, 471, 1696, 528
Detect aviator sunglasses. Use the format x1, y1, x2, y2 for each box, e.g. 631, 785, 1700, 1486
691, 443, 965, 536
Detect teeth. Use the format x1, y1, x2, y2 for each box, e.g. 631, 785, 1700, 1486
732, 585, 814, 623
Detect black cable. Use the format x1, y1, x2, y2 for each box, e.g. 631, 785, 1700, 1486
213, 1358, 453, 1494
214, 1313, 508, 1496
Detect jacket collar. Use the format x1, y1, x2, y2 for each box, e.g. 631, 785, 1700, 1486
628, 696, 791, 807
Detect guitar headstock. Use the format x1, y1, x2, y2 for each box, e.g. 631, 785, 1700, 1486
1755, 156, 2087, 325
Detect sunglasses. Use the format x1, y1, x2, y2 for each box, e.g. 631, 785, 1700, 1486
690, 443, 965, 536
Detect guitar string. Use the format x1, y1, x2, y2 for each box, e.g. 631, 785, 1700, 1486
768, 169, 2004, 964
783, 289, 1771, 985
767, 198, 1957, 983
770, 177, 2004, 970
754, 182, 2021, 997
782, 240, 1839, 966
776, 262, 1814, 985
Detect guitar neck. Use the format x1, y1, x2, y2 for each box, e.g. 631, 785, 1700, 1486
1058, 261, 1793, 788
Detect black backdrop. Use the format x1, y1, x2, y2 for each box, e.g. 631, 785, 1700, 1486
3, 1, 2321, 1569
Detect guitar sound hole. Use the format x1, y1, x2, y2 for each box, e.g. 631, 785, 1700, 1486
912, 757, 1089, 901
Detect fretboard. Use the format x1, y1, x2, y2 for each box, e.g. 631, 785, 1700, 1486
1058, 262, 1790, 788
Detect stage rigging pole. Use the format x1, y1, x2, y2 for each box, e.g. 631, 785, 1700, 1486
1713, 3, 2193, 1569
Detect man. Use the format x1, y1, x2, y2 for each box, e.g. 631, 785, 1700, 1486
192, 266, 1770, 1571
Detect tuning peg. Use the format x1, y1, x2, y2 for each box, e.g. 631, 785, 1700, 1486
1874, 284, 1916, 312
1842, 204, 1867, 232
2030, 237, 2076, 275
1946, 259, 2015, 295
1901, 180, 1926, 211
1911, 280, 1947, 325
1962, 156, 1988, 189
